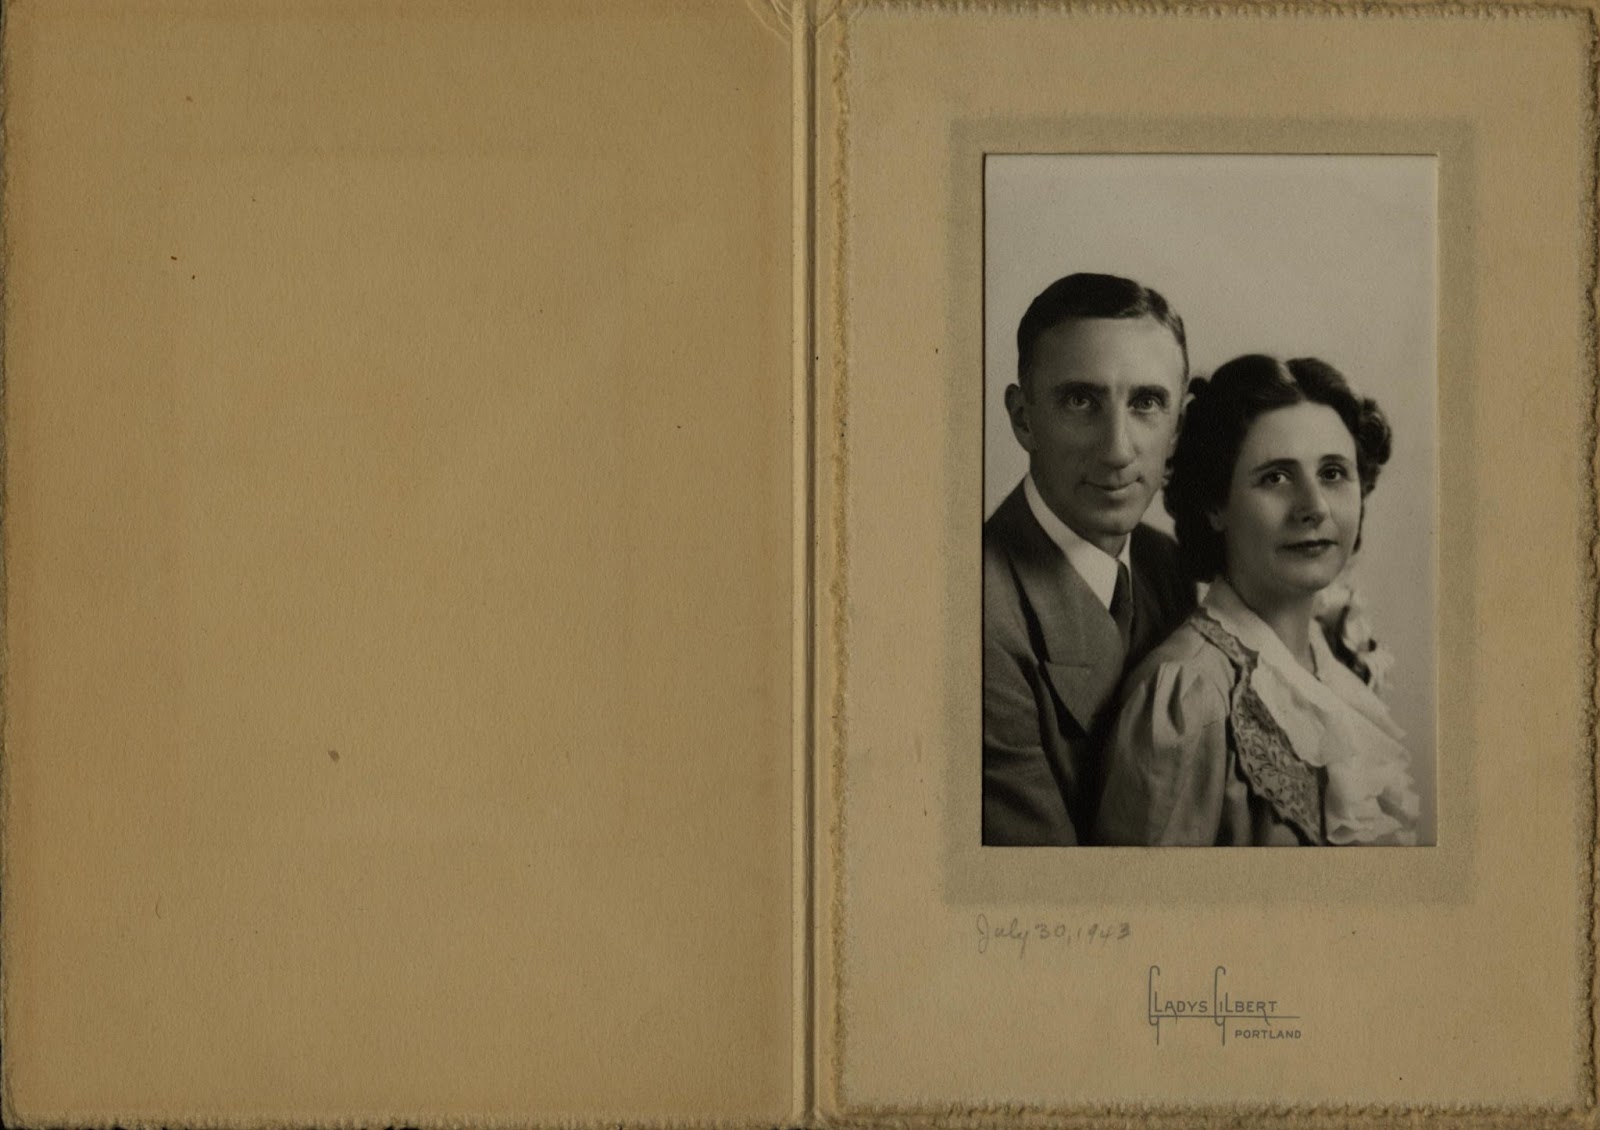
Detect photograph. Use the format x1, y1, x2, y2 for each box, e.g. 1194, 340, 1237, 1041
982, 154, 1437, 847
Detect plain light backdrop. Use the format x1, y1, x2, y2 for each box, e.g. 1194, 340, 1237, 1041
984, 154, 1437, 842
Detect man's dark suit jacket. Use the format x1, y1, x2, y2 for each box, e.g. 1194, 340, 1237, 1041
982, 481, 1195, 845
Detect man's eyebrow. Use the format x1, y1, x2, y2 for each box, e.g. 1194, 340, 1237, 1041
1051, 380, 1104, 399
1129, 384, 1172, 404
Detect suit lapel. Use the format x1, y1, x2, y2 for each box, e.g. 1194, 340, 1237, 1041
990, 486, 1125, 734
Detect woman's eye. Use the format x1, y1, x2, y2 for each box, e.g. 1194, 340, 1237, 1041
1260, 470, 1289, 486
1320, 464, 1352, 482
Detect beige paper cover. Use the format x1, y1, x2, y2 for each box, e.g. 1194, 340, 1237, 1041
816, 0, 1598, 1119
3, 1, 798, 1123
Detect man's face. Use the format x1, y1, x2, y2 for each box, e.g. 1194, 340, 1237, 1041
1005, 316, 1186, 556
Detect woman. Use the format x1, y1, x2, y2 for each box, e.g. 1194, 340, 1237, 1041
1094, 355, 1418, 846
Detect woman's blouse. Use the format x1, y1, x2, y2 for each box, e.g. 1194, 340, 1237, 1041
1094, 579, 1419, 847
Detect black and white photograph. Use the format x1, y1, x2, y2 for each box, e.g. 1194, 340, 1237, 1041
982, 155, 1437, 848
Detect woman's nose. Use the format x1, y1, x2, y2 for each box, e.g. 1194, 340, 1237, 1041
1295, 481, 1330, 522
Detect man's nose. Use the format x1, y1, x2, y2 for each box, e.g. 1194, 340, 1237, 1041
1100, 407, 1136, 467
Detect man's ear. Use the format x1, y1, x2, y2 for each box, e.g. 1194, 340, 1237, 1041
1003, 383, 1034, 453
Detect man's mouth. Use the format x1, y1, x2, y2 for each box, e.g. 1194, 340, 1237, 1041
1087, 480, 1138, 498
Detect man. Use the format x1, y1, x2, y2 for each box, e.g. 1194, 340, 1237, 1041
984, 273, 1197, 845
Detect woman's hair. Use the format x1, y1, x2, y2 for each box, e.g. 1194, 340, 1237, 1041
1164, 354, 1393, 581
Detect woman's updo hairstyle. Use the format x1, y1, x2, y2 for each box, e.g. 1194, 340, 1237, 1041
1164, 354, 1393, 582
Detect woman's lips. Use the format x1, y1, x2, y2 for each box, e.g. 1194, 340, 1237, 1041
1281, 538, 1338, 556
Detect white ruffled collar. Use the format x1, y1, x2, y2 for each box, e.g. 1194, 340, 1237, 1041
1203, 579, 1420, 846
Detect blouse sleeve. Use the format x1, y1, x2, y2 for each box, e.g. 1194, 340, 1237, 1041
1093, 647, 1234, 846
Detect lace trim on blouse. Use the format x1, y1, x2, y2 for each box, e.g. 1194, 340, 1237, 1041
1190, 610, 1325, 846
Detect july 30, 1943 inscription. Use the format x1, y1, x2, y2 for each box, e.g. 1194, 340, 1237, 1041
974, 913, 1131, 958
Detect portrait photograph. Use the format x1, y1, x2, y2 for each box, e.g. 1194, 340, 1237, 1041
982, 154, 1438, 848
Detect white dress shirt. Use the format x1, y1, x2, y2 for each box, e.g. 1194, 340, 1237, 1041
1024, 473, 1132, 612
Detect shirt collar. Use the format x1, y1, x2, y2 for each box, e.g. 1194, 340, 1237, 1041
1201, 577, 1406, 743
1199, 576, 1416, 845
1023, 473, 1130, 611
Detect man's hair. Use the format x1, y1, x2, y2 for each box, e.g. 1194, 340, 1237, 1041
1163, 353, 1394, 581
1015, 272, 1189, 394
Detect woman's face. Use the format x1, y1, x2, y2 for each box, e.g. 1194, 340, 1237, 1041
1211, 401, 1362, 610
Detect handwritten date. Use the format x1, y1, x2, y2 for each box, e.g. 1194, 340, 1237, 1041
976, 913, 1131, 957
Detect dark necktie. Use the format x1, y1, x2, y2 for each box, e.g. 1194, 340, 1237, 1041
1110, 561, 1133, 654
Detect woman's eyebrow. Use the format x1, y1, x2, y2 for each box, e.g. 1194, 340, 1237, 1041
1245, 456, 1298, 476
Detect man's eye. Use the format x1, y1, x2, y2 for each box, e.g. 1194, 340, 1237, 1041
1062, 393, 1095, 411
1130, 394, 1165, 414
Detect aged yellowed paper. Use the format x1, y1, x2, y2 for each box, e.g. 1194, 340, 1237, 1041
815, 0, 1597, 1119
4, 0, 1598, 1126
3, 1, 797, 1124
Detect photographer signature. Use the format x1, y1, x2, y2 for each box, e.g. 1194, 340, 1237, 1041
1147, 964, 1301, 1045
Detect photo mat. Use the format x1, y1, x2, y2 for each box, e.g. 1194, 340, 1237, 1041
816, 1, 1595, 1117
